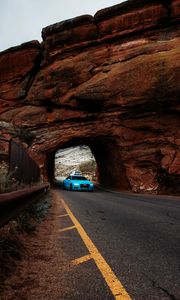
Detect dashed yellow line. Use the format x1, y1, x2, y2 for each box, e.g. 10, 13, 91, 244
58, 195, 132, 300
72, 254, 92, 265
58, 214, 69, 218
58, 225, 76, 233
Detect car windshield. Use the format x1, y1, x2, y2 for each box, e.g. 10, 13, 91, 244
71, 176, 87, 180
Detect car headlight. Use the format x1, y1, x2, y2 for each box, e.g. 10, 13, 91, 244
74, 183, 80, 186
90, 183, 94, 186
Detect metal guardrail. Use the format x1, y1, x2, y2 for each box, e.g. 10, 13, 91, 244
0, 183, 50, 228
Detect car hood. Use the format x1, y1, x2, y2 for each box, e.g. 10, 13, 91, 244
72, 180, 93, 184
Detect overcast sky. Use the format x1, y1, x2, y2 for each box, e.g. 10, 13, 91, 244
1, 0, 124, 52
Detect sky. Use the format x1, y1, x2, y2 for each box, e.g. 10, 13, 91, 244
1, 0, 125, 52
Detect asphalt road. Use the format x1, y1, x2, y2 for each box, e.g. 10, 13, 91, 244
56, 184, 180, 300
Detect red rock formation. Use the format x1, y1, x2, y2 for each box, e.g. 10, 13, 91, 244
0, 0, 180, 194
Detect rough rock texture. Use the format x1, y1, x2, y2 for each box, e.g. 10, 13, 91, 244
0, 0, 180, 193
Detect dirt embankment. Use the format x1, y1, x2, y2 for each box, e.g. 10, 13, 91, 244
0, 191, 66, 299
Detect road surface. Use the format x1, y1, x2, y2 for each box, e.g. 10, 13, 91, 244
55, 184, 180, 299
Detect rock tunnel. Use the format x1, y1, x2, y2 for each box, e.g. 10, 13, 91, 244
45, 137, 130, 190
0, 0, 180, 194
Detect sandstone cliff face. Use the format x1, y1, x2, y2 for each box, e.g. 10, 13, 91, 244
0, 0, 180, 193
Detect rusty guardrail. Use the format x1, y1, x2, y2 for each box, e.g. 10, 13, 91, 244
0, 183, 50, 228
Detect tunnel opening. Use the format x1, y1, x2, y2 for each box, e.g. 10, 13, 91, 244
44, 136, 131, 191
55, 145, 97, 182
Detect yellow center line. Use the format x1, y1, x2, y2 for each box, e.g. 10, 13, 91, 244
58, 195, 132, 300
71, 254, 92, 265
58, 225, 76, 233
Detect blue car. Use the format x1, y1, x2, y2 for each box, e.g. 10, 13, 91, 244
63, 175, 94, 191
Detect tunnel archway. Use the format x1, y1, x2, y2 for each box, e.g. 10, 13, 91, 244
44, 136, 130, 190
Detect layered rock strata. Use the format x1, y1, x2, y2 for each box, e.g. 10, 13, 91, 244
0, 0, 180, 193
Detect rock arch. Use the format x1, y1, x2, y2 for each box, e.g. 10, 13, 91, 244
45, 136, 130, 190
0, 0, 179, 193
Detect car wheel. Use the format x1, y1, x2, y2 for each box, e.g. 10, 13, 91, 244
70, 183, 73, 190
63, 183, 66, 190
